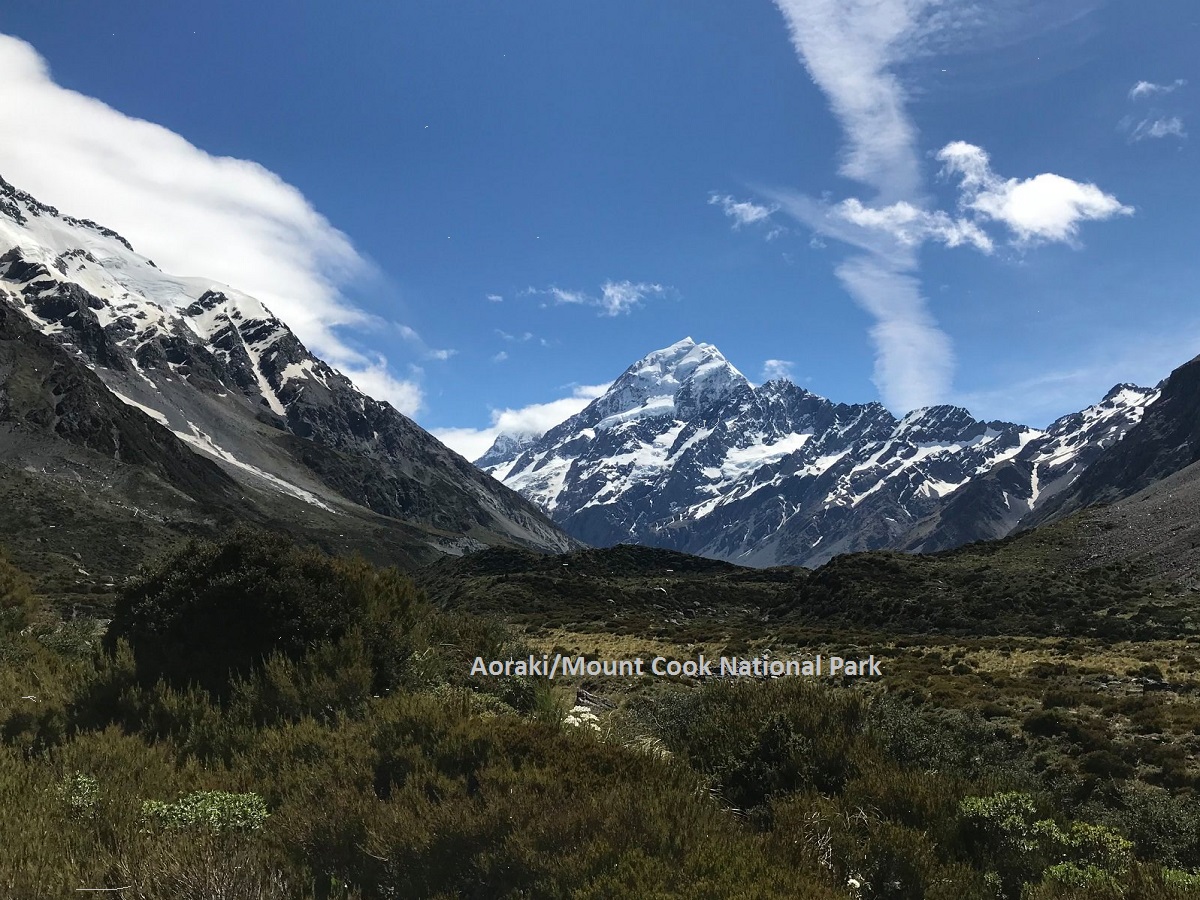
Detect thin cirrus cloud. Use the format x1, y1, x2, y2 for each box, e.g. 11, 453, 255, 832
1128, 79, 1186, 100
1122, 78, 1187, 142
397, 323, 457, 361
1124, 115, 1187, 142
708, 193, 778, 228
0, 33, 423, 415
525, 280, 669, 317
432, 383, 611, 462
748, 1, 1132, 414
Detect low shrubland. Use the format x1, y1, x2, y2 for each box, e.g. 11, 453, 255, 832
0, 531, 1197, 898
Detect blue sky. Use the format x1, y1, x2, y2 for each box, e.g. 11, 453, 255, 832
1, 1, 1197, 459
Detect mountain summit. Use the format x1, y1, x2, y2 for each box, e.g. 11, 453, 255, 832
585, 338, 749, 426
479, 338, 1158, 566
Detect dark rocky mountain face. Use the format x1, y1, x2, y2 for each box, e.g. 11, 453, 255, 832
904, 383, 1161, 552
0, 301, 237, 501
0, 174, 575, 580
480, 339, 1160, 567
1025, 354, 1200, 526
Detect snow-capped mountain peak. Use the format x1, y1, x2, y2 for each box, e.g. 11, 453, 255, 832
587, 337, 748, 428
479, 338, 1160, 566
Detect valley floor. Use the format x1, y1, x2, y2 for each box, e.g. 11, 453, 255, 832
2, 529, 1199, 898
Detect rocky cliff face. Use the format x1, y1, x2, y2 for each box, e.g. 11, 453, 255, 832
0, 174, 575, 563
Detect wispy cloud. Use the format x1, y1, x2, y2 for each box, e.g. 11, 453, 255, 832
952, 322, 1200, 427
496, 329, 535, 342
432, 382, 611, 461
525, 280, 670, 317
773, 0, 927, 202
491, 351, 509, 363
1122, 79, 1187, 142
761, 359, 795, 382
599, 280, 666, 315
1129, 78, 1186, 100
837, 256, 955, 412
709, 193, 778, 228
768, 0, 957, 412
0, 34, 423, 415
834, 197, 994, 252
486, 293, 504, 303
764, 2, 1131, 413
1125, 115, 1187, 142
396, 322, 456, 362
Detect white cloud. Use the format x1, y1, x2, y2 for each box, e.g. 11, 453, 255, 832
761, 359, 795, 382
1127, 115, 1187, 142
496, 329, 535, 342
396, 322, 455, 362
836, 256, 955, 411
426, 427, 499, 463
769, 0, 959, 410
1122, 79, 1187, 142
766, 4, 1135, 413
772, 0, 929, 201
339, 356, 423, 416
771, 140, 1130, 409
938, 141, 1133, 244
709, 193, 778, 228
433, 383, 610, 461
835, 198, 994, 252
528, 281, 670, 316
546, 286, 589, 306
486, 293, 504, 302
0, 34, 423, 413
1129, 79, 1186, 100
491, 351, 509, 363
599, 280, 666, 316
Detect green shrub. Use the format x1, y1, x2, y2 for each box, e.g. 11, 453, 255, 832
56, 771, 100, 819
1041, 862, 1123, 894
141, 790, 269, 833
106, 529, 423, 696
959, 791, 1137, 896
0, 548, 36, 632
1162, 869, 1200, 889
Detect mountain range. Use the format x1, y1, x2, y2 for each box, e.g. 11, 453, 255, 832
3, 170, 1196, 585
479, 337, 1175, 567
0, 175, 574, 596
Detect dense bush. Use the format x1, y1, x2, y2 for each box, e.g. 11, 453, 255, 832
106, 529, 422, 695
0, 546, 36, 633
